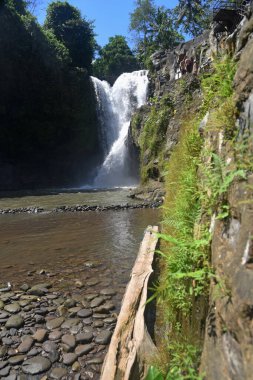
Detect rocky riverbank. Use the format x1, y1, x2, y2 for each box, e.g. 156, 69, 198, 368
0, 279, 119, 380
0, 200, 162, 215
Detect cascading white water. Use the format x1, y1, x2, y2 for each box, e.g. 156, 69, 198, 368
92, 70, 149, 188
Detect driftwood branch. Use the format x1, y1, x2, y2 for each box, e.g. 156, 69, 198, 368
101, 225, 159, 380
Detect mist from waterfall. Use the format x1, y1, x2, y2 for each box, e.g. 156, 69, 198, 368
91, 70, 149, 188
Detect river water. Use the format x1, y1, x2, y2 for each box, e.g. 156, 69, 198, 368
0, 190, 159, 309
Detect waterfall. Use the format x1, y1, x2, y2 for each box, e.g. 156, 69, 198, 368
91, 70, 149, 188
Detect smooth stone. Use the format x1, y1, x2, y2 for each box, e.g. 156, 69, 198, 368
77, 309, 92, 318
104, 317, 117, 324
82, 318, 92, 325
53, 297, 65, 306
8, 355, 25, 364
84, 294, 98, 301
50, 367, 68, 379
64, 299, 76, 308
62, 353, 77, 365
22, 356, 51, 374
62, 334, 76, 349
42, 340, 59, 362
90, 297, 104, 308
61, 318, 80, 329
46, 317, 65, 330
86, 279, 99, 286
93, 321, 104, 328
0, 365, 10, 376
0, 300, 5, 309
70, 324, 82, 335
28, 287, 47, 297
76, 332, 93, 344
86, 357, 103, 365
68, 307, 81, 316
100, 288, 116, 296
20, 295, 38, 301
72, 361, 81, 372
0, 311, 10, 319
49, 330, 62, 341
93, 313, 108, 319
0, 360, 8, 369
20, 284, 30, 291
95, 331, 112, 345
6, 315, 24, 329
33, 329, 47, 342
4, 303, 21, 314
27, 347, 39, 357
75, 344, 93, 357
18, 336, 34, 353
5, 374, 17, 380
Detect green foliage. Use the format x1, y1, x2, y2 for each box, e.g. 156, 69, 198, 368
130, 0, 184, 66
173, 0, 212, 36
0, 1, 100, 188
44, 1, 96, 71
93, 35, 139, 84
146, 343, 203, 380
139, 95, 174, 182
201, 57, 237, 111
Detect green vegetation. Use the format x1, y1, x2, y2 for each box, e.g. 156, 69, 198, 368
93, 35, 139, 84
0, 0, 100, 189
44, 1, 96, 71
141, 57, 241, 379
129, 0, 184, 65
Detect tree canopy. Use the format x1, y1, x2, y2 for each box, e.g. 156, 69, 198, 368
93, 35, 139, 84
129, 0, 184, 64
174, 0, 212, 36
44, 1, 96, 71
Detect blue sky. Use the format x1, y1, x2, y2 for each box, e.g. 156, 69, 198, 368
36, 0, 179, 48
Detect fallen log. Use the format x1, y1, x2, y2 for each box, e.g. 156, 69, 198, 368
100, 225, 159, 380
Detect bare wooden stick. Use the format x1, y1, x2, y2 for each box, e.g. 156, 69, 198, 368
100, 225, 159, 380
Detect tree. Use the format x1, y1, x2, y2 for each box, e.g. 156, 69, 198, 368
130, 1, 183, 64
93, 35, 139, 84
173, 0, 212, 36
44, 1, 96, 71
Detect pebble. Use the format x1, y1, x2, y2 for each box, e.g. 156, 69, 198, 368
46, 317, 65, 330
6, 315, 24, 329
33, 328, 47, 342
90, 297, 104, 308
49, 330, 62, 341
62, 353, 77, 365
18, 336, 34, 353
8, 355, 25, 365
50, 367, 68, 379
4, 303, 21, 314
75, 344, 93, 356
22, 356, 51, 375
76, 332, 93, 344
100, 288, 117, 296
62, 334, 76, 349
77, 309, 93, 318
95, 331, 112, 345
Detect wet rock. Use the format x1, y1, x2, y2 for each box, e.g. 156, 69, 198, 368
76, 332, 93, 344
72, 361, 81, 372
6, 315, 24, 329
50, 367, 68, 379
61, 318, 80, 329
33, 328, 47, 342
42, 340, 59, 363
46, 317, 65, 330
0, 365, 10, 376
77, 309, 93, 318
20, 284, 30, 292
22, 356, 51, 375
49, 330, 62, 341
64, 299, 76, 308
62, 334, 76, 349
90, 297, 104, 308
4, 303, 21, 314
75, 344, 93, 357
62, 353, 77, 365
100, 288, 116, 296
8, 355, 25, 364
95, 331, 112, 345
18, 336, 34, 353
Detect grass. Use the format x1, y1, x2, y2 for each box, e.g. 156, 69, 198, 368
144, 56, 241, 380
